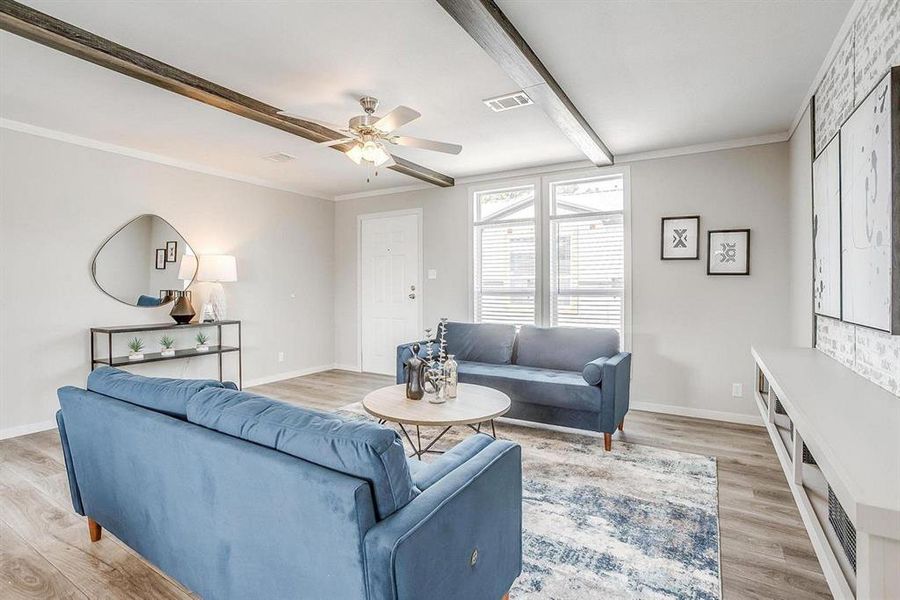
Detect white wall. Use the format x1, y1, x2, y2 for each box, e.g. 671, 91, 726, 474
335, 142, 791, 422
0, 129, 335, 437
787, 107, 814, 347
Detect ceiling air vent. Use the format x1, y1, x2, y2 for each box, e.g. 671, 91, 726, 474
483, 91, 533, 112
262, 152, 296, 163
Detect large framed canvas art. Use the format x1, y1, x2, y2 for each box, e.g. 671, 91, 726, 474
813, 133, 841, 319
839, 67, 899, 333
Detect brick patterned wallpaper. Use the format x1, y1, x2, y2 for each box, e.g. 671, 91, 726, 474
817, 316, 900, 395
813, 0, 899, 397
814, 0, 900, 154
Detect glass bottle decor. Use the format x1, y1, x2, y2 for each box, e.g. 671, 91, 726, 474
405, 343, 424, 400
445, 354, 458, 398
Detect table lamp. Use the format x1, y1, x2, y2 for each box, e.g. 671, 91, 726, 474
196, 255, 237, 322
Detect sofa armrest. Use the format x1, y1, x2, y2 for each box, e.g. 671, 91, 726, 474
395, 340, 429, 384
409, 434, 494, 490
364, 440, 522, 600
586, 352, 631, 431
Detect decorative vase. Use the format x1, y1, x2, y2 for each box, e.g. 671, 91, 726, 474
128, 352, 144, 361
196, 344, 209, 353
405, 343, 424, 400
160, 348, 175, 357
424, 369, 446, 404
170, 291, 195, 324
445, 354, 458, 398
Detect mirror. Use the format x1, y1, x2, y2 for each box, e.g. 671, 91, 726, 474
92, 214, 197, 307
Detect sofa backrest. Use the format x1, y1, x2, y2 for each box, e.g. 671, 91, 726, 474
57, 386, 376, 600
187, 387, 417, 520
514, 325, 620, 372
86, 366, 223, 418
439, 321, 517, 364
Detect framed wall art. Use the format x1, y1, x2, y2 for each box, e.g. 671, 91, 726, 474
812, 133, 841, 319
661, 215, 700, 260
707, 229, 750, 276
155, 248, 167, 270
839, 67, 899, 333
166, 240, 178, 262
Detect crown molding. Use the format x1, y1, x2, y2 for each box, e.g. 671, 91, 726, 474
787, 0, 865, 138
0, 118, 334, 201
3, 117, 791, 205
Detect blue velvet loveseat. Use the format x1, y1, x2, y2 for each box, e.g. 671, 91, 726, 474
397, 322, 631, 450
56, 367, 522, 600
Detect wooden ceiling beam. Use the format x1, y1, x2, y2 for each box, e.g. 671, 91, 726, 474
0, 0, 454, 188
436, 0, 613, 166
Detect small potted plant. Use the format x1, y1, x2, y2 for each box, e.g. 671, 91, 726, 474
195, 331, 210, 352
127, 337, 145, 361
160, 335, 176, 357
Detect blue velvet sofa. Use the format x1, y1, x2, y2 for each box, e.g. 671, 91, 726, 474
397, 322, 631, 450
56, 367, 522, 600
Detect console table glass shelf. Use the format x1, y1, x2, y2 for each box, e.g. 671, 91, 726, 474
91, 321, 241, 389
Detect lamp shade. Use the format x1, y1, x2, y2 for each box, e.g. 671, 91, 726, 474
177, 254, 198, 281
197, 255, 237, 282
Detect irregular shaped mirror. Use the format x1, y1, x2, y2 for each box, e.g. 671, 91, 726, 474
92, 214, 197, 307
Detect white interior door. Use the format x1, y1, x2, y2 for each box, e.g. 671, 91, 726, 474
360, 212, 421, 375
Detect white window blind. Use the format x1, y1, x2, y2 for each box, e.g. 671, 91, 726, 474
550, 176, 625, 336
473, 185, 536, 325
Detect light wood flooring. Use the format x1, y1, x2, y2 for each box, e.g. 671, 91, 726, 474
0, 369, 831, 599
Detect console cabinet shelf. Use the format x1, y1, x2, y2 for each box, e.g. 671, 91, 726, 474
91, 321, 242, 388
752, 346, 899, 600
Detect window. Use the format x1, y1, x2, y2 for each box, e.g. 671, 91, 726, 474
471, 170, 628, 344
473, 185, 536, 324
549, 175, 625, 331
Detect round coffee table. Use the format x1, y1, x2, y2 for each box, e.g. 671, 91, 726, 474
362, 383, 511, 459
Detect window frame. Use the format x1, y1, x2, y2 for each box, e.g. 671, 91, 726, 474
468, 166, 631, 351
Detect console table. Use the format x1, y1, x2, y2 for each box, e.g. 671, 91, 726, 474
91, 321, 242, 389
752, 346, 899, 600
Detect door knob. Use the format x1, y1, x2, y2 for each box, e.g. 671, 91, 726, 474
408, 293, 416, 300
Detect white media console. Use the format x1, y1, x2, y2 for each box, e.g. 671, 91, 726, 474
752, 346, 900, 599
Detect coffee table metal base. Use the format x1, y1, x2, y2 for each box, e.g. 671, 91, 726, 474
378, 419, 498, 460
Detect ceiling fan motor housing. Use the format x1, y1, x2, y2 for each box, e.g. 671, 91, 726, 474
349, 113, 380, 132
359, 96, 379, 114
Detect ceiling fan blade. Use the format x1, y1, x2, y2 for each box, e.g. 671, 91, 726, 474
318, 137, 356, 147
373, 106, 421, 133
390, 135, 462, 155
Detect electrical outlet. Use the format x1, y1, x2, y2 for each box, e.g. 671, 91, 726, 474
278, 352, 284, 363
732, 383, 743, 397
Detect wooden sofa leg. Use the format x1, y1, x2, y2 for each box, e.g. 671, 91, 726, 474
618, 417, 624, 432
502, 593, 509, 600
87, 517, 102, 542
604, 432, 612, 452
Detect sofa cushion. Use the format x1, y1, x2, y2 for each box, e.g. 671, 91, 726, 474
186, 388, 417, 520
439, 321, 517, 365
87, 366, 224, 418
457, 361, 602, 412
514, 325, 619, 372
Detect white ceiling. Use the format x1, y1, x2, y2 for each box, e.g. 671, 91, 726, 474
0, 0, 852, 198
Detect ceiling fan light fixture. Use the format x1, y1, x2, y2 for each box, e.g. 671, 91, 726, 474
360, 140, 380, 162
345, 144, 363, 165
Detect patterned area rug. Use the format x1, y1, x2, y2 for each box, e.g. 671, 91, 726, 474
337, 403, 721, 599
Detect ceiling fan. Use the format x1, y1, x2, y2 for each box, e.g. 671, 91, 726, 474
278, 96, 462, 169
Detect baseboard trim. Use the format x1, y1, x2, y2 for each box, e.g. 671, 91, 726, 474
332, 363, 362, 373
629, 401, 762, 426
0, 419, 58, 441
243, 364, 336, 388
